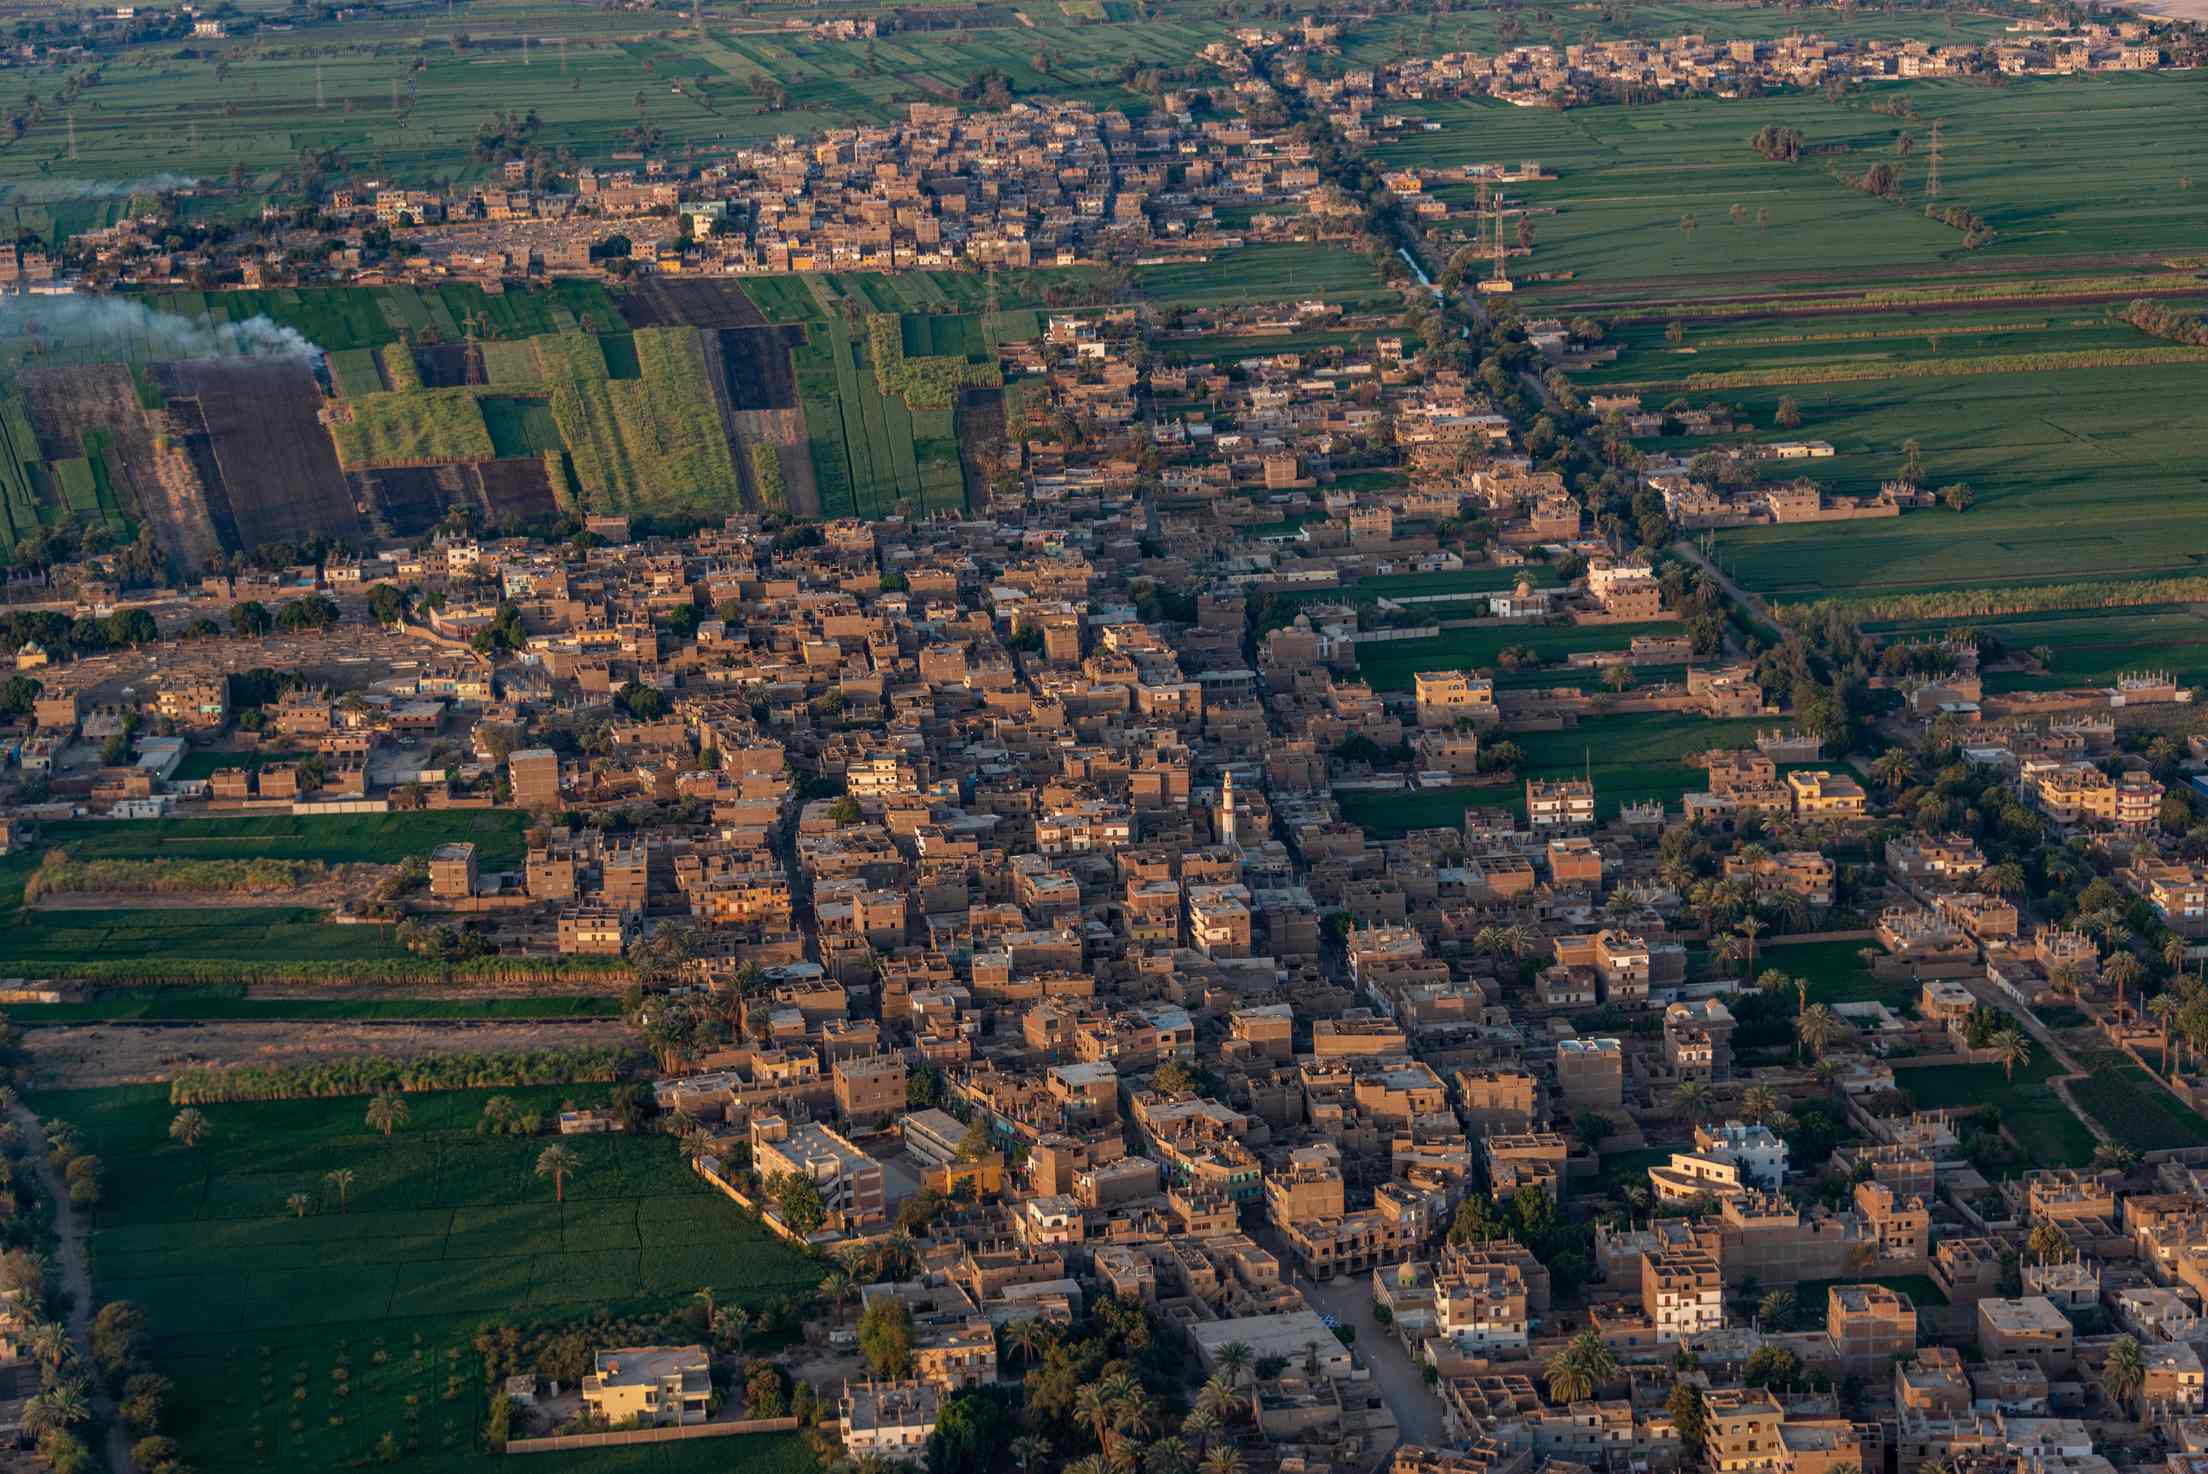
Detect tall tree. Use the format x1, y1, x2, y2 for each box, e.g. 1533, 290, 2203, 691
535, 1145, 579, 1203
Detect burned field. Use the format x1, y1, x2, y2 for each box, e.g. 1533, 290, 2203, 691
349, 459, 562, 539
158, 358, 360, 551
617, 277, 773, 330
718, 325, 805, 413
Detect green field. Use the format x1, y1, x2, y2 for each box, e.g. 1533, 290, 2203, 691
9, 990, 622, 1025
1868, 606, 2208, 692
1793, 1274, 1949, 1308
331, 386, 496, 469
42, 1083, 822, 1474
139, 282, 624, 355
2071, 1050, 2208, 1154
1354, 620, 1686, 691
1677, 361, 2208, 600
40, 811, 529, 869
1375, 75, 2208, 300
1341, 713, 1776, 833
1763, 939, 1903, 1006
1583, 305, 2183, 388
0, 906, 409, 970
1897, 1050, 2097, 1167
1337, 784, 1520, 835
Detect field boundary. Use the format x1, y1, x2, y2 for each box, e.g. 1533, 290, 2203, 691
507, 1417, 799, 1454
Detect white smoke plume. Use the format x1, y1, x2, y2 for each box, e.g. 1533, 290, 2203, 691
2, 174, 200, 203
0, 292, 324, 365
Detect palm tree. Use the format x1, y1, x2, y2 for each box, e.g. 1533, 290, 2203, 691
1077, 1382, 1117, 1450
2049, 961, 2085, 1002
1181, 1405, 1221, 1452
1871, 750, 1918, 794
820, 1267, 857, 1324
1196, 1448, 1245, 1474
1713, 934, 1748, 977
2093, 1142, 2139, 1173
365, 1091, 409, 1138
694, 1286, 717, 1325
2102, 1334, 2148, 1428
1570, 1328, 1617, 1391
1215, 1340, 1255, 1388
1737, 917, 1765, 973
2104, 952, 2146, 1020
1741, 1084, 1782, 1125
169, 1108, 210, 1149
2165, 933, 2192, 977
1068, 1456, 1113, 1474
1012, 1437, 1053, 1474
22, 1382, 87, 1435
1195, 1375, 1241, 1427
1674, 1080, 1714, 1122
535, 1144, 579, 1203
1114, 1392, 1160, 1446
1757, 1288, 1797, 1330
286, 1192, 311, 1218
1545, 1343, 1593, 1405
1991, 1027, 2032, 1082
1796, 1002, 1841, 1062
324, 1167, 356, 1213
2150, 990, 2183, 1076
24, 1322, 70, 1373
1146, 1436, 1191, 1474
715, 1306, 750, 1357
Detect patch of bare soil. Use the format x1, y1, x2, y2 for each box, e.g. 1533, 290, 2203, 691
22, 1019, 635, 1088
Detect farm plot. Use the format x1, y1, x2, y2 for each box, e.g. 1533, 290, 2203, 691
1376, 74, 2208, 302
0, 907, 408, 971
40, 811, 529, 869
1868, 606, 2208, 692
1353, 620, 1685, 691
1691, 361, 2208, 601
41, 1083, 823, 1474
1898, 1050, 2097, 1167
1340, 713, 1774, 833
1513, 713, 1776, 817
331, 387, 496, 469
2070, 1051, 2208, 1154
10, 992, 622, 1026
543, 325, 742, 516
1766, 939, 1909, 1007
160, 356, 362, 549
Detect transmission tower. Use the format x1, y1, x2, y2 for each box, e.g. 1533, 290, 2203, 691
1926, 119, 1943, 202
1490, 182, 1508, 287
67, 111, 77, 161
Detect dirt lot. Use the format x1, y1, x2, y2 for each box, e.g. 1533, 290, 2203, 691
21, 1018, 634, 1088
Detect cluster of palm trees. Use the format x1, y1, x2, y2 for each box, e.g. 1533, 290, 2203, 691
2144, 973, 2208, 1082
980, 1326, 1257, 1474
1543, 1329, 1617, 1405
9, 1259, 95, 1453
1469, 925, 1541, 970
1673, 1080, 1789, 1131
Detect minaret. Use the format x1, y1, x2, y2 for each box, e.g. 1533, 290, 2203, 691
1220, 770, 1238, 847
